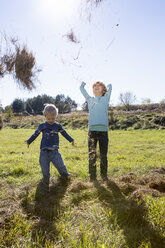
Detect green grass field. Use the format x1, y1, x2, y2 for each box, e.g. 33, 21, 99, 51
0, 128, 165, 247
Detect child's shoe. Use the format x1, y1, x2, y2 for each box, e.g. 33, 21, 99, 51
60, 173, 71, 182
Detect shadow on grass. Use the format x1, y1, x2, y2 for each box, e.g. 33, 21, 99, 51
93, 179, 165, 248
22, 179, 69, 245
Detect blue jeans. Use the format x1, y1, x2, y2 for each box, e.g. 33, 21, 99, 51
39, 149, 69, 180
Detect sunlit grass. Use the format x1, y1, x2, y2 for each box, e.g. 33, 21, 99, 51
0, 128, 165, 247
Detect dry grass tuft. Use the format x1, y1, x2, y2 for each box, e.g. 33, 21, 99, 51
118, 173, 137, 183
113, 167, 165, 200
131, 187, 160, 200
14, 46, 37, 90
148, 180, 165, 193
0, 34, 41, 90
118, 182, 139, 195
68, 179, 92, 193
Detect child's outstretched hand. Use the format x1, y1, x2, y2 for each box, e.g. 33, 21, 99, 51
81, 81, 86, 87
25, 141, 29, 148
107, 84, 112, 90
72, 141, 75, 146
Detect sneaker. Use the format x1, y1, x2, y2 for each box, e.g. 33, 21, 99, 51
60, 174, 70, 181
68, 173, 75, 177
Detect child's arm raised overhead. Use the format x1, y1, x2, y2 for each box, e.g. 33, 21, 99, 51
80, 82, 91, 101
105, 84, 112, 102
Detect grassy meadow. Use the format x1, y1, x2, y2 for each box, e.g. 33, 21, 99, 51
0, 128, 165, 247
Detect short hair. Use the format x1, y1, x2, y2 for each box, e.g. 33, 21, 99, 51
43, 104, 58, 117
92, 81, 107, 96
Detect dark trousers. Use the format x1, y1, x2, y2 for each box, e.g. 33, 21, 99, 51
88, 131, 108, 179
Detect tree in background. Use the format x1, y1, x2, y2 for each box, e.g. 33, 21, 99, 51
29, 95, 43, 115
25, 94, 55, 115
10, 94, 77, 115
119, 92, 136, 111
25, 98, 35, 114
65, 96, 77, 112
82, 101, 89, 112
54, 94, 77, 113
160, 99, 165, 104
159, 99, 165, 112
12, 99, 25, 113
142, 98, 152, 105
4, 106, 14, 120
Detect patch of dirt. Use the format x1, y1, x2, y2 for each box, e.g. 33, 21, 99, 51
151, 167, 165, 174
118, 172, 137, 183
130, 187, 160, 200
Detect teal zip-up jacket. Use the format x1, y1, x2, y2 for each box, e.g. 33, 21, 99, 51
80, 82, 112, 131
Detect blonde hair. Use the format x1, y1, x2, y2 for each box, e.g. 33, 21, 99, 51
92, 81, 107, 96
43, 104, 58, 117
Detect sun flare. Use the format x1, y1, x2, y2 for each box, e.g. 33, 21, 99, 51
39, 0, 80, 20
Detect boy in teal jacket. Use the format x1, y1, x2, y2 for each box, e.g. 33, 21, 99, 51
80, 81, 112, 181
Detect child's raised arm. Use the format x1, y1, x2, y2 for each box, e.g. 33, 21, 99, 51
80, 82, 91, 101
105, 84, 112, 102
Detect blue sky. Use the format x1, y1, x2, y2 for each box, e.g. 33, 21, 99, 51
0, 0, 165, 108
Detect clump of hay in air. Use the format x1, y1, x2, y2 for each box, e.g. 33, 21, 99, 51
0, 34, 41, 130
66, 30, 80, 44
0, 34, 41, 90
14, 46, 37, 90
